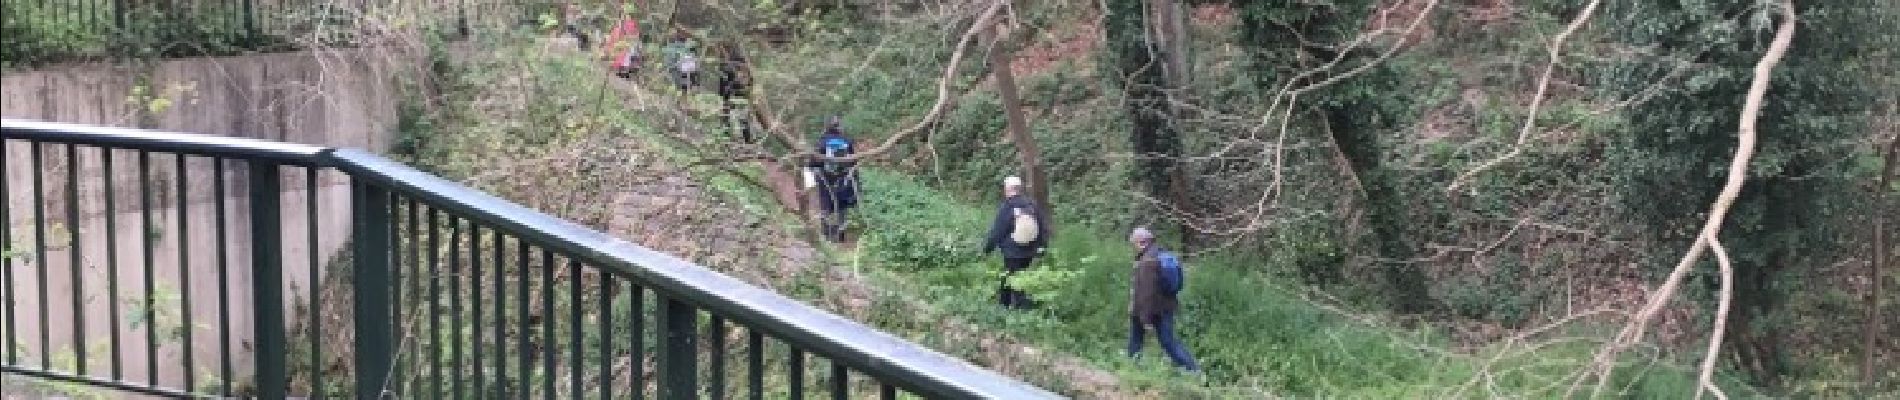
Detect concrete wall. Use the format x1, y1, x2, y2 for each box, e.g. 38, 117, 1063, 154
0, 48, 410, 394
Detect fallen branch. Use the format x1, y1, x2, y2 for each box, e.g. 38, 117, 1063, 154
1574, 1, 1797, 396
1697, 237, 1735, 400
769, 0, 1010, 164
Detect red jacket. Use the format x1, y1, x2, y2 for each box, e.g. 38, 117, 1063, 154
603, 19, 641, 68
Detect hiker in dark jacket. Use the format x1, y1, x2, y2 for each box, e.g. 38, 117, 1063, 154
560, 2, 592, 50
1126, 227, 1199, 372
982, 176, 1048, 310
718, 44, 752, 143
805, 117, 857, 242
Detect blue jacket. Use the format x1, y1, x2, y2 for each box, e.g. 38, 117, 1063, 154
983, 195, 1048, 259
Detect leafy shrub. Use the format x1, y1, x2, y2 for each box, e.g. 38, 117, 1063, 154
845, 163, 1745, 397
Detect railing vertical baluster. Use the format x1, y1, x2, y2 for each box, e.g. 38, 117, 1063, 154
457, 0, 469, 37
567, 259, 581, 400
404, 198, 420, 397
30, 141, 47, 370
472, 225, 486, 400
112, 0, 125, 30
214, 157, 231, 397
709, 316, 726, 400
242, 0, 256, 39
599, 274, 614, 398
2, 136, 14, 367
176, 154, 195, 392
63, 143, 86, 374
350, 180, 395, 400
831, 362, 847, 400
493, 232, 508, 399
657, 298, 697, 400
451, 217, 466, 400
64, 143, 86, 374
540, 249, 554, 400
389, 194, 407, 397
248, 161, 287, 399
139, 150, 156, 385
102, 147, 121, 380
788, 349, 805, 400
630, 285, 646, 400
880, 384, 897, 400
748, 331, 763, 400
306, 166, 321, 397
516, 240, 530, 398
428, 209, 442, 398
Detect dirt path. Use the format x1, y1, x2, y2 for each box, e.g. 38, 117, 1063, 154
578, 57, 1131, 398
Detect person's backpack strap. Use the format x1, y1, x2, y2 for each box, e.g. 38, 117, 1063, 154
1158, 249, 1184, 295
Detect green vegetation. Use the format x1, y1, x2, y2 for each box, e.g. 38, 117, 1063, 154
342, 0, 1898, 397
843, 167, 1756, 398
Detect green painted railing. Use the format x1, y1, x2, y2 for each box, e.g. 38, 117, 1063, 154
0, 119, 1060, 399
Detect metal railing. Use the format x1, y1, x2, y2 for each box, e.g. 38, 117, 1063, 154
0, 0, 550, 65
0, 119, 1060, 399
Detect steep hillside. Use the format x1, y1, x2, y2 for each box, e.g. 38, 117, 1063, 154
390, 0, 1898, 397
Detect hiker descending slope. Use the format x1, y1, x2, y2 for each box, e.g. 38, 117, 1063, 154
662, 28, 700, 92
983, 175, 1048, 310
559, 2, 592, 49
718, 43, 752, 142
602, 9, 642, 79
804, 117, 858, 242
1125, 227, 1199, 372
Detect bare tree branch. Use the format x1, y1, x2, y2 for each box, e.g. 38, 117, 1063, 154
1697, 237, 1735, 400
771, 0, 1010, 163
1445, 0, 1603, 193
1575, 1, 1797, 396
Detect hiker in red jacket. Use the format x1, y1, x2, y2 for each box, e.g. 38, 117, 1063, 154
602, 10, 642, 78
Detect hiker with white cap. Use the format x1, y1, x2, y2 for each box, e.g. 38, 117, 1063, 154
1126, 227, 1200, 372
982, 175, 1049, 310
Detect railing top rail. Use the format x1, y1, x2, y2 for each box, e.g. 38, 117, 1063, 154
329, 149, 1063, 399
1, 118, 327, 165
0, 119, 1061, 399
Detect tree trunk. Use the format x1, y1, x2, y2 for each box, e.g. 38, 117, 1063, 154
1732, 248, 1790, 389
1327, 107, 1431, 313
1153, 0, 1190, 87
1107, 0, 1182, 232
986, 25, 1052, 236
1151, 0, 1194, 249
1867, 126, 1898, 387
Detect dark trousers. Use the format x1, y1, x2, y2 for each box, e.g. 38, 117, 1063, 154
1128, 310, 1200, 371
820, 206, 848, 242
817, 182, 853, 242
722, 97, 751, 143
998, 257, 1034, 309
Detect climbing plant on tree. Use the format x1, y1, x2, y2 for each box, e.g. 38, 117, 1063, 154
1231, 0, 1437, 313
1104, 0, 1186, 235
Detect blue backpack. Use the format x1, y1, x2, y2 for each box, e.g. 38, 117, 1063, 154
821, 136, 852, 176
1158, 249, 1184, 296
